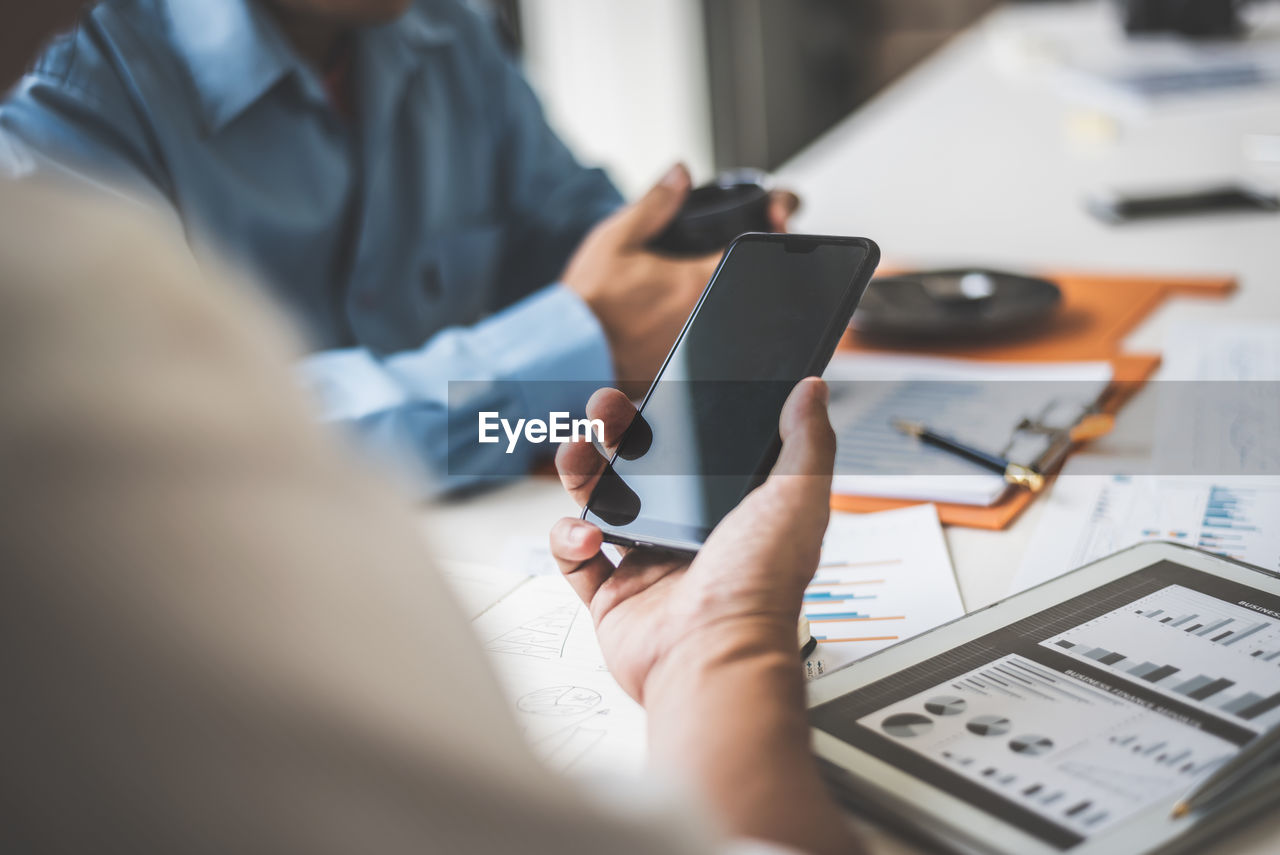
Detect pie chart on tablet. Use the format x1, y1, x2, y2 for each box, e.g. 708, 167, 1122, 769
882, 712, 934, 738
1010, 735, 1054, 756
967, 715, 1011, 737
924, 696, 966, 716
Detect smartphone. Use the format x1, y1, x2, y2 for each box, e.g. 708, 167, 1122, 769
1086, 183, 1280, 224
582, 233, 879, 553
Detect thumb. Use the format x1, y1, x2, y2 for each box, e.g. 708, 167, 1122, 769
769, 377, 836, 487
613, 163, 691, 244
759, 377, 836, 551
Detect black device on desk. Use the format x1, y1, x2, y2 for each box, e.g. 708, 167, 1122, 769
1118, 0, 1249, 38
583, 233, 879, 553
1088, 183, 1280, 224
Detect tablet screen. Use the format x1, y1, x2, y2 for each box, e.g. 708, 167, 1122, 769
811, 559, 1280, 849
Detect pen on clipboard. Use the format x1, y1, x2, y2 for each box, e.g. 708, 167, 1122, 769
891, 419, 1045, 492
1172, 727, 1280, 818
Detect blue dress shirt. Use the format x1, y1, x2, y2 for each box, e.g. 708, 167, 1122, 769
0, 0, 622, 493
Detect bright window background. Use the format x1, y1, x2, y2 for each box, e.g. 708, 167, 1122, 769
518, 0, 715, 197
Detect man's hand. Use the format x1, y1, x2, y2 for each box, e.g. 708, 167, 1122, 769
549, 379, 863, 855
767, 187, 801, 233
549, 377, 834, 703
563, 164, 801, 397
562, 164, 718, 396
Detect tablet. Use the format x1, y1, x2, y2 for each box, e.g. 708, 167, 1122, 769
808, 542, 1280, 855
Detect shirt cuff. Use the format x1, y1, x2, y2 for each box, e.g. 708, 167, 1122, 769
475, 282, 612, 379
298, 348, 409, 421
469, 282, 614, 419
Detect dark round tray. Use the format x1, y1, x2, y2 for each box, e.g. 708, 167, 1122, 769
851, 269, 1062, 342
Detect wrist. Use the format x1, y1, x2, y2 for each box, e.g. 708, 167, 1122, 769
561, 261, 604, 309
641, 623, 861, 855
642, 613, 799, 707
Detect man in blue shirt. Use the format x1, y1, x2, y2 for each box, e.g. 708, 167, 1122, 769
0, 0, 793, 492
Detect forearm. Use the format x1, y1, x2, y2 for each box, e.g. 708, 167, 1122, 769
644, 624, 866, 855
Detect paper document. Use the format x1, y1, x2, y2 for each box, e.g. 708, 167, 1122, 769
804, 505, 965, 680
495, 506, 966, 686
1160, 321, 1280, 382
446, 505, 964, 774
1055, 41, 1280, 116
471, 574, 649, 776
1154, 321, 1280, 477
1012, 465, 1280, 593
438, 559, 531, 619
824, 353, 1112, 506
987, 4, 1280, 116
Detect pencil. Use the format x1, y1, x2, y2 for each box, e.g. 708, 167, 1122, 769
891, 419, 1045, 492
1172, 726, 1280, 818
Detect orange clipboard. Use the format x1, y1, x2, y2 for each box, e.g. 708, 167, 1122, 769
830, 270, 1235, 530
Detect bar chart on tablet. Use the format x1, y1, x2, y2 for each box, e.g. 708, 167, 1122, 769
861, 652, 1237, 840
1045, 585, 1280, 731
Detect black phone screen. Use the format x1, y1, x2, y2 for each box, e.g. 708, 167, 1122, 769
583, 234, 877, 550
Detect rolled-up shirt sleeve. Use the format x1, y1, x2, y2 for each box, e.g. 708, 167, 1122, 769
300, 282, 614, 495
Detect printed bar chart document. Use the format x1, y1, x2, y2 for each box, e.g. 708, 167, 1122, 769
1012, 465, 1280, 593
804, 505, 965, 679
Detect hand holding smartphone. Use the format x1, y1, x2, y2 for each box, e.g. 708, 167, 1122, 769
583, 233, 879, 553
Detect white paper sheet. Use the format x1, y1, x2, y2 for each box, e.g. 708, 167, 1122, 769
438, 558, 531, 619
986, 4, 1280, 117
1013, 321, 1280, 593
448, 504, 966, 775
1160, 321, 1280, 383
499, 535, 563, 577
1011, 465, 1280, 594
471, 574, 649, 776
804, 505, 966, 679
1154, 321, 1280, 477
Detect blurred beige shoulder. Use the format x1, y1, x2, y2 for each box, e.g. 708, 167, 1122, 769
0, 178, 304, 369
0, 177, 348, 481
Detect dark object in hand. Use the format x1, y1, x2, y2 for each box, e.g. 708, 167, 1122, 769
851, 269, 1061, 343
648, 171, 772, 256
1118, 0, 1247, 38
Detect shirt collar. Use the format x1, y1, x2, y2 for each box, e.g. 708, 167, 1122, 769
165, 0, 319, 133
164, 0, 458, 135
396, 3, 459, 49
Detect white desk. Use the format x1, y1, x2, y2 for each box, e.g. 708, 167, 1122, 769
429, 0, 1280, 623
779, 0, 1280, 612
424, 2, 1280, 851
